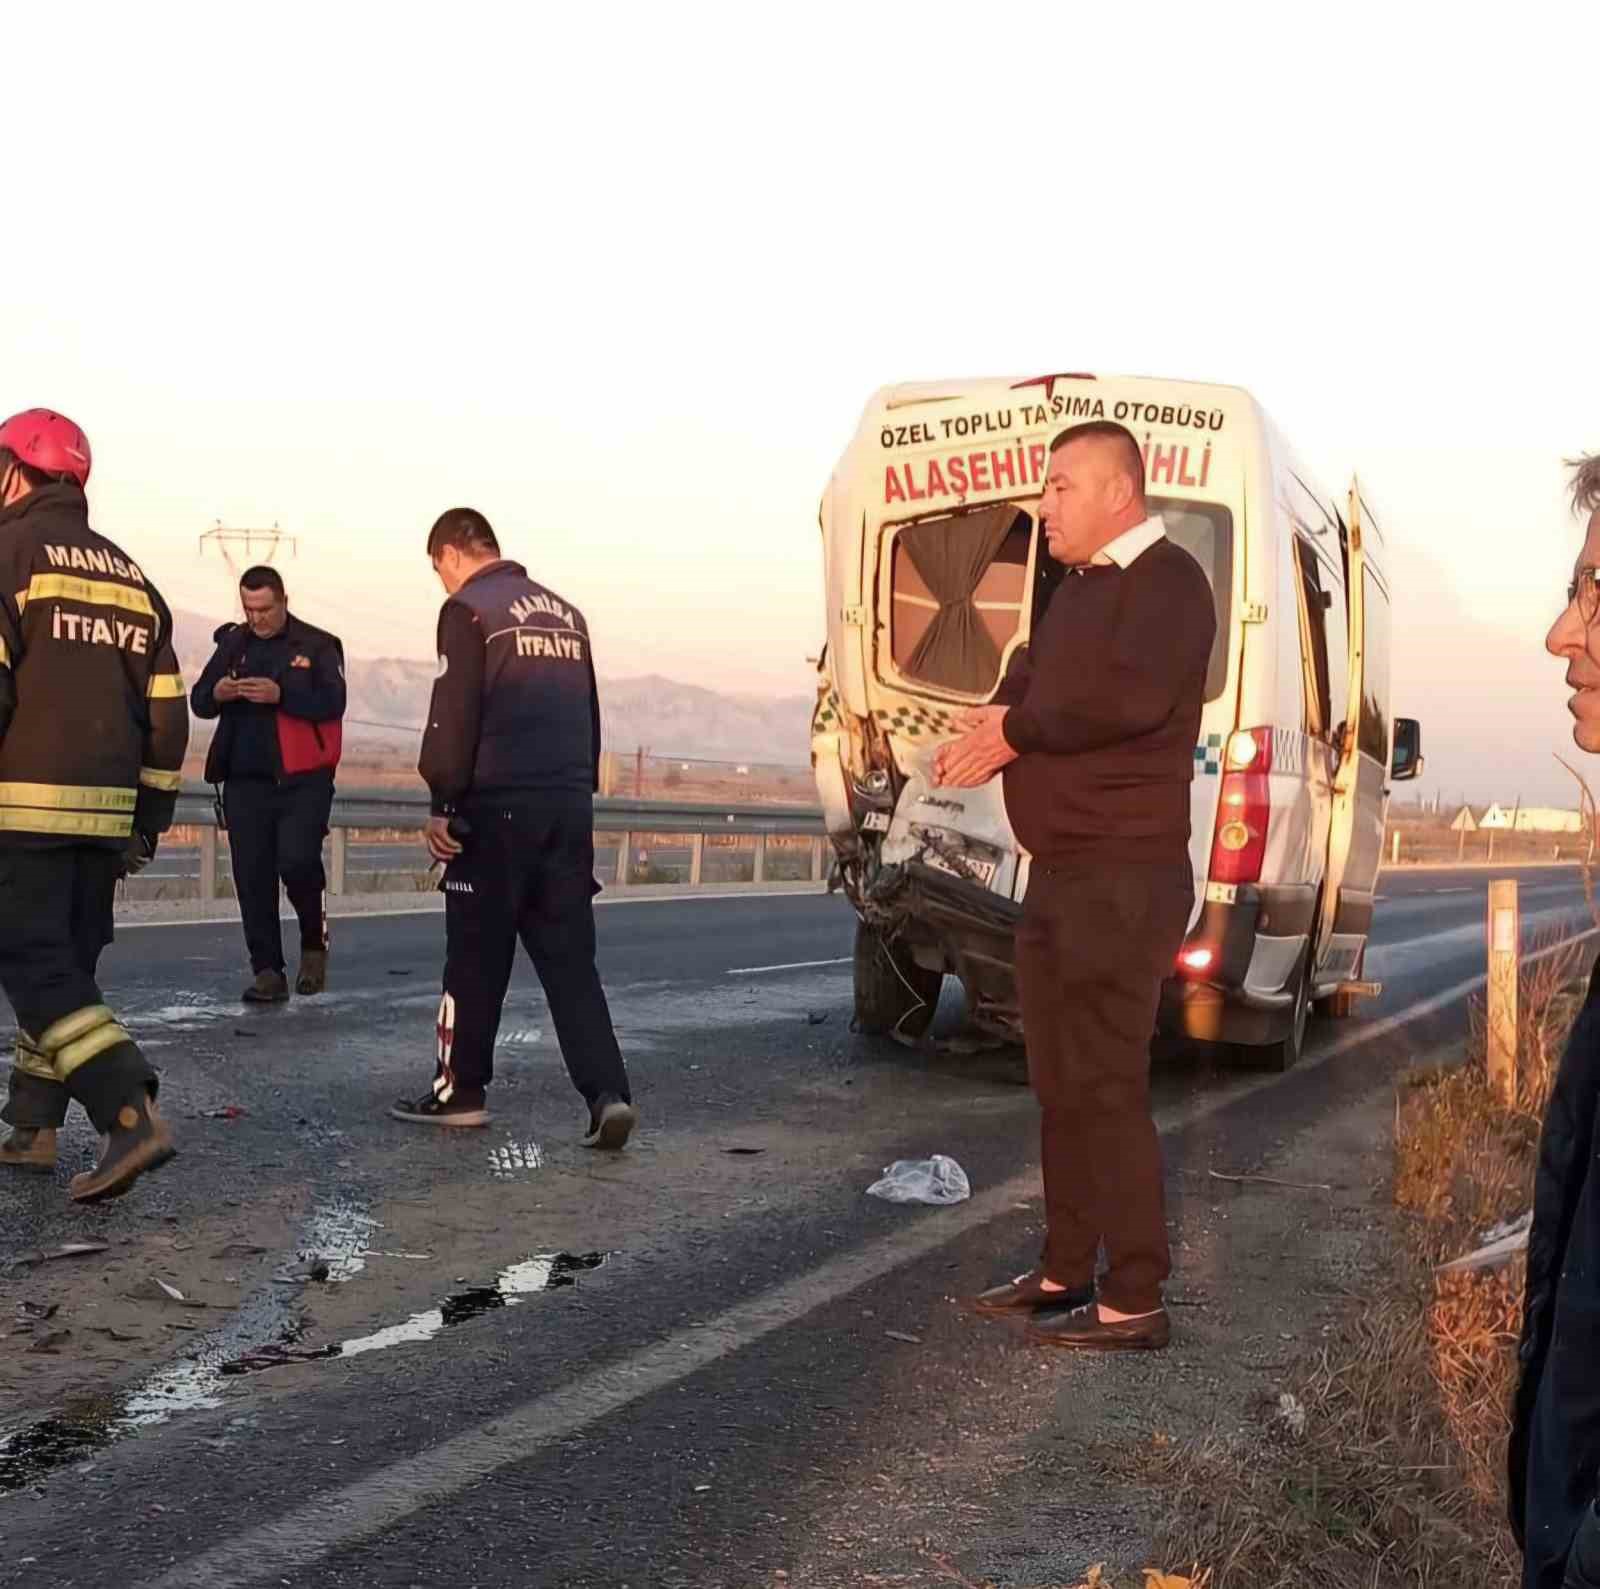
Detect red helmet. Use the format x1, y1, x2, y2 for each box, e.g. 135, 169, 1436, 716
0, 408, 92, 486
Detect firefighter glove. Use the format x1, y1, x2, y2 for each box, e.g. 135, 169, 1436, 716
120, 830, 159, 878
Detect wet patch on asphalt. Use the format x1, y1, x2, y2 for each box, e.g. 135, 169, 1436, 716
0, 1248, 607, 1492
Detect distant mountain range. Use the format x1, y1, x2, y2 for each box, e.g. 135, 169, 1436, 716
171, 611, 813, 765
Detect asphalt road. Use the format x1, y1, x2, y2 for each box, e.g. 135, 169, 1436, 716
0, 863, 1590, 1587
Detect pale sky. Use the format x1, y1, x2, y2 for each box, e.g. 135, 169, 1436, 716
4, 2, 1598, 801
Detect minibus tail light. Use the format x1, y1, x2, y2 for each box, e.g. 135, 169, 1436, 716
1209, 727, 1273, 886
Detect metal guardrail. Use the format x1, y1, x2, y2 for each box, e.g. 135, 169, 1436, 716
164, 784, 829, 897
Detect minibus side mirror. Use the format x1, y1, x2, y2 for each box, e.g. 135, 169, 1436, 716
1391, 718, 1423, 781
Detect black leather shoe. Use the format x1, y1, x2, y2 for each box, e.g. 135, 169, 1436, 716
242, 970, 290, 1004
967, 1268, 1094, 1317
1027, 1306, 1171, 1351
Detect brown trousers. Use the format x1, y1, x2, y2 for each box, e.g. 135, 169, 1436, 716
1015, 859, 1193, 1314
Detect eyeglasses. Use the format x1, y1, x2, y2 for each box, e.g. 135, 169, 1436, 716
1569, 568, 1600, 626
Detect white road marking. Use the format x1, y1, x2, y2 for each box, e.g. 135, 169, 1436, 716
728, 956, 852, 976
1326, 927, 1599, 1059
132, 925, 1600, 1589
1371, 900, 1590, 964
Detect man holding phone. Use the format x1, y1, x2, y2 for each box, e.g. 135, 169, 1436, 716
396, 508, 634, 1148
191, 567, 345, 1003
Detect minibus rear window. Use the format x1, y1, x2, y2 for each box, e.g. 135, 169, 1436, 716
888, 504, 1033, 696
883, 496, 1232, 703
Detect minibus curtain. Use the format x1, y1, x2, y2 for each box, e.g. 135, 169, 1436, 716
898, 506, 1015, 693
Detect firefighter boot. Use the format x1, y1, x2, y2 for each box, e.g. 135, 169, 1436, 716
69, 1092, 176, 1204
4, 1033, 63, 1171
0, 1127, 57, 1173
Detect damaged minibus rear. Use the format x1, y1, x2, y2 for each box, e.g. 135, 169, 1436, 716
810, 372, 1420, 1068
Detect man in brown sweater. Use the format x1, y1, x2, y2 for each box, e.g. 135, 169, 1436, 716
936, 420, 1215, 1351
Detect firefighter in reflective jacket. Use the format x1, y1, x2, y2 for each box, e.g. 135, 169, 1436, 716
394, 507, 636, 1148
0, 409, 189, 1202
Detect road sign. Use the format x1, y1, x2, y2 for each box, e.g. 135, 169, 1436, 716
1450, 806, 1478, 833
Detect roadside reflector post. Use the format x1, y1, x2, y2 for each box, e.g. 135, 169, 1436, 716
329, 828, 347, 897
199, 826, 218, 902
752, 833, 767, 884
1486, 879, 1520, 1106
689, 833, 705, 887
1392, 830, 1401, 866
613, 831, 631, 889
811, 837, 827, 881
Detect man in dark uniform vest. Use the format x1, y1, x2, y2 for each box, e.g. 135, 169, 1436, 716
191, 567, 346, 1003
0, 407, 189, 1202
393, 508, 636, 1148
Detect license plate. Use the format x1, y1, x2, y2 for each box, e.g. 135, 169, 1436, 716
924, 850, 997, 887
861, 810, 891, 833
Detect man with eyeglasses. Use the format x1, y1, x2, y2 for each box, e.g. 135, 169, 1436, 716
1512, 451, 1600, 1588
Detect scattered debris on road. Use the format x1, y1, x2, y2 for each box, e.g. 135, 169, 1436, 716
273, 1259, 332, 1284
221, 1342, 341, 1376
488, 1141, 544, 1177
11, 1241, 112, 1269
1276, 1391, 1309, 1436
1437, 1209, 1532, 1274
1209, 1170, 1333, 1193
867, 1155, 971, 1205
126, 1277, 207, 1308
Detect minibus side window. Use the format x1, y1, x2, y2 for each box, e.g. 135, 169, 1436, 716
1294, 537, 1334, 739
1154, 500, 1233, 702
1358, 565, 1392, 763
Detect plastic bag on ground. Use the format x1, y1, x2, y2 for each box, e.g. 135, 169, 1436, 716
867, 1154, 971, 1206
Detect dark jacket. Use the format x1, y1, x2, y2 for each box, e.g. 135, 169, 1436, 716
0, 482, 189, 848
191, 614, 345, 786
1512, 956, 1600, 1587
996, 537, 1215, 865
419, 560, 601, 814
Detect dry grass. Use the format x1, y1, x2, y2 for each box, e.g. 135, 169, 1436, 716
1129, 943, 1589, 1588
895, 1554, 1208, 1589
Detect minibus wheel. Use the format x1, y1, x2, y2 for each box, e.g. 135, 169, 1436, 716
853, 920, 942, 1040
1259, 953, 1314, 1072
